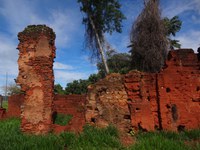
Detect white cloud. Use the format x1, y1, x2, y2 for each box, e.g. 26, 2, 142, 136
0, 0, 82, 48
0, 0, 85, 92
54, 70, 89, 87
162, 0, 200, 18
176, 30, 200, 52
54, 62, 74, 70
191, 15, 200, 24
0, 33, 18, 76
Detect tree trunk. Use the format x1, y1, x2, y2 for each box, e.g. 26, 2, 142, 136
89, 16, 110, 74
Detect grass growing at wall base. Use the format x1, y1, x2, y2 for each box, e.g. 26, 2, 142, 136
2, 101, 8, 110
54, 113, 72, 126
128, 130, 200, 150
0, 118, 199, 150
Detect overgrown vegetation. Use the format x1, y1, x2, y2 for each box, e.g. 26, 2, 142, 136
54, 113, 72, 126
97, 50, 131, 78
130, 0, 168, 72
0, 118, 199, 150
2, 100, 8, 109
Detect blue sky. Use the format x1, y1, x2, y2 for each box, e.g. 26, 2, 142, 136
0, 0, 199, 94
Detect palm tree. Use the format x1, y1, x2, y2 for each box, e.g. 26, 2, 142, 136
163, 16, 182, 49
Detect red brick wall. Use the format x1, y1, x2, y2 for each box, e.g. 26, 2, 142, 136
7, 94, 24, 117
53, 94, 86, 132
0, 108, 6, 119
7, 94, 86, 133
4, 49, 200, 133
125, 72, 158, 131
125, 49, 200, 131
158, 49, 200, 131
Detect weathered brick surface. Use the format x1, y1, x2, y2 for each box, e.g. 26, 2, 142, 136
7, 94, 24, 117
86, 73, 132, 133
125, 49, 200, 131
158, 49, 200, 131
125, 71, 159, 131
16, 25, 56, 134
87, 49, 200, 132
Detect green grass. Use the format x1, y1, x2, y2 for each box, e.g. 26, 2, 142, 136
2, 101, 8, 109
65, 125, 123, 150
128, 130, 200, 150
0, 118, 199, 150
54, 113, 72, 126
0, 118, 65, 150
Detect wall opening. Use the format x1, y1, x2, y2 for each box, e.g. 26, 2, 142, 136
171, 104, 178, 121
166, 87, 171, 93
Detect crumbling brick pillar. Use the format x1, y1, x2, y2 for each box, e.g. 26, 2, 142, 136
17, 25, 56, 134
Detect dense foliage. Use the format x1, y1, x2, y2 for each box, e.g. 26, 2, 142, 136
130, 0, 168, 72
64, 74, 101, 95
0, 118, 199, 150
54, 84, 65, 95
97, 51, 131, 78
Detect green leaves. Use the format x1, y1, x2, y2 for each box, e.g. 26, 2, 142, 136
78, 0, 125, 35
97, 51, 131, 78
163, 16, 182, 49
163, 16, 182, 37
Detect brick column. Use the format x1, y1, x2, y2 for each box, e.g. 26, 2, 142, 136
17, 25, 56, 134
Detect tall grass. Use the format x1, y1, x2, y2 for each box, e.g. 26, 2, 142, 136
128, 130, 200, 150
64, 125, 123, 150
0, 118, 199, 150
0, 118, 65, 150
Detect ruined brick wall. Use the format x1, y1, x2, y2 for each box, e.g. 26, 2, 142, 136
124, 71, 159, 131
17, 25, 56, 134
158, 49, 200, 131
53, 94, 86, 132
87, 49, 200, 132
86, 73, 132, 133
7, 94, 24, 117
125, 49, 200, 131
6, 94, 86, 133
5, 49, 200, 133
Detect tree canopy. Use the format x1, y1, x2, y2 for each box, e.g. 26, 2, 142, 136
78, 0, 126, 74
64, 74, 101, 95
54, 84, 65, 95
97, 51, 131, 78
